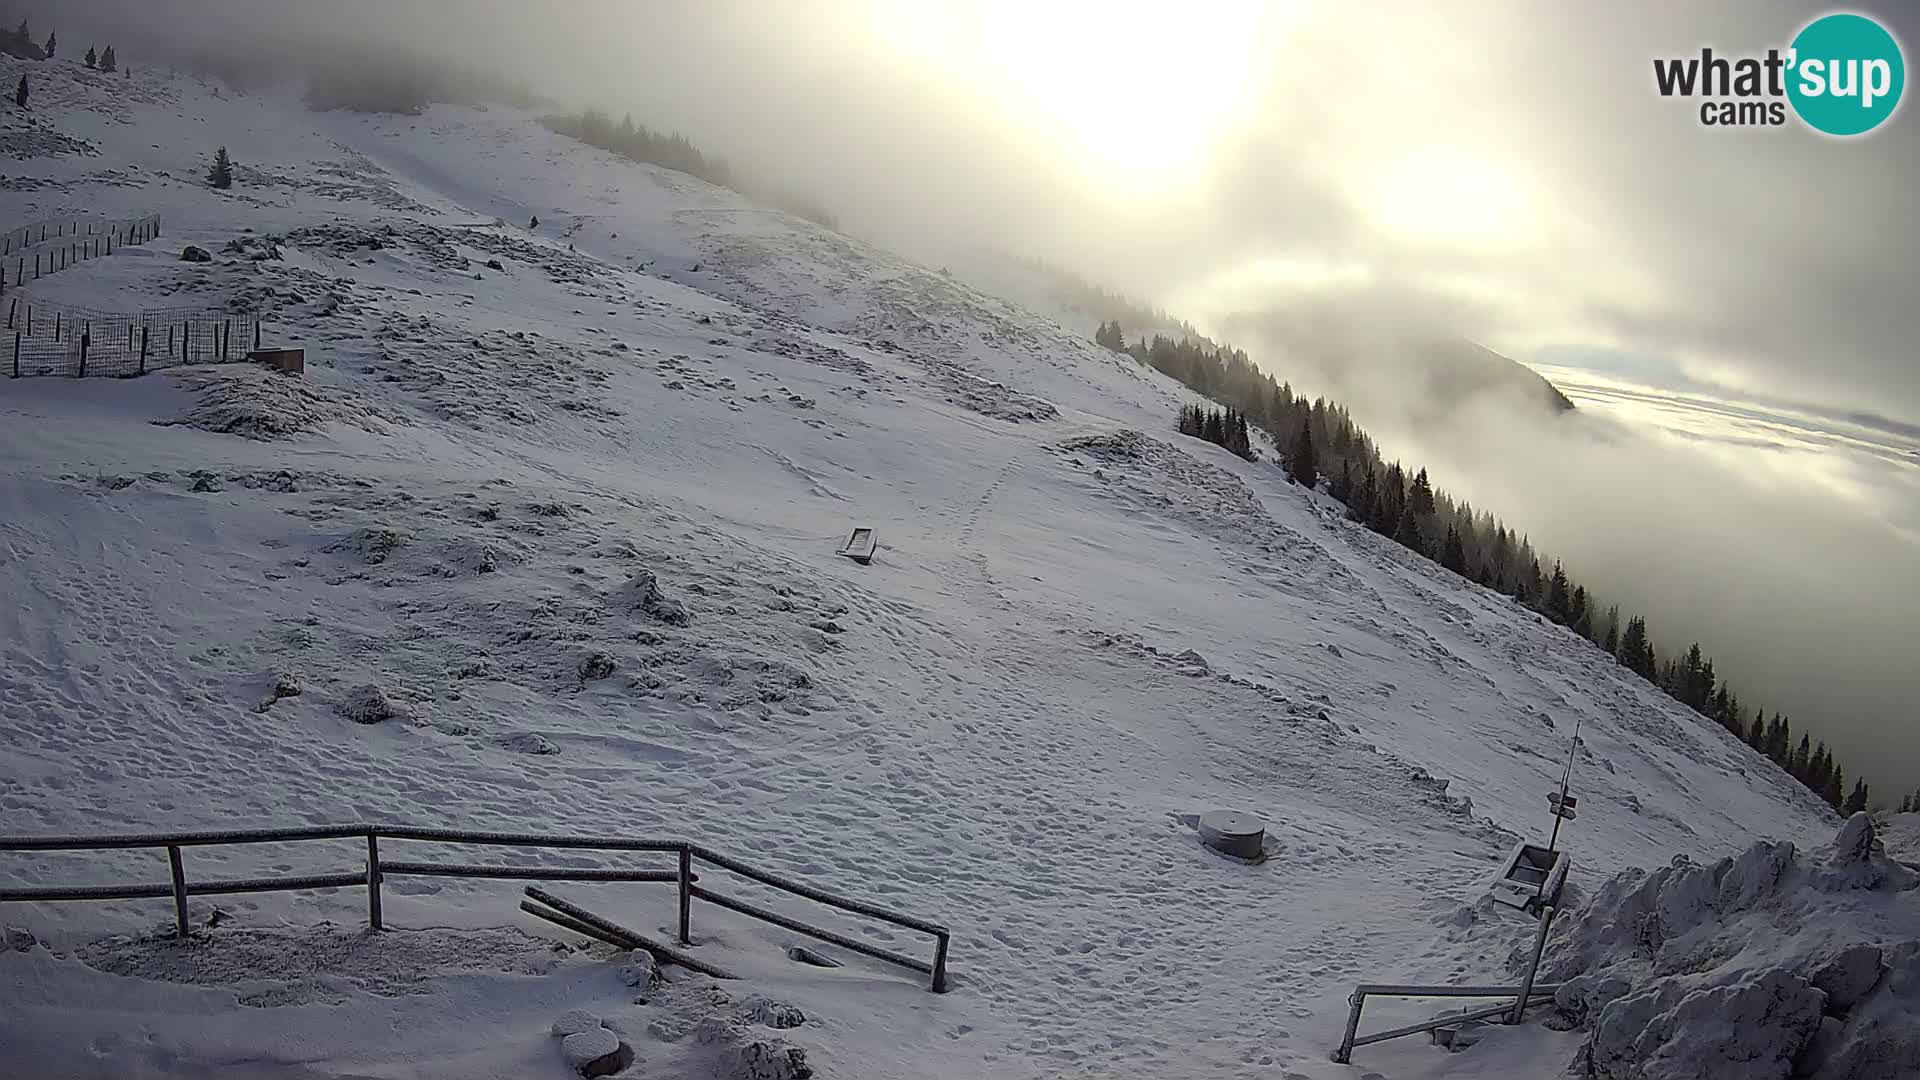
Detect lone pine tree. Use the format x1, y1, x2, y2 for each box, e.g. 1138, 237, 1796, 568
207, 145, 233, 189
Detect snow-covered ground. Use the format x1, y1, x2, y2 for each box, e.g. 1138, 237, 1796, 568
0, 55, 1852, 1079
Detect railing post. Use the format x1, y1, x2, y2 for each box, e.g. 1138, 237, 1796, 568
1510, 905, 1557, 1024
78, 330, 88, 378
931, 931, 950, 993
166, 845, 189, 939
365, 833, 383, 930
12, 332, 20, 379
139, 326, 148, 375
677, 846, 692, 944
254, 320, 261, 351
1332, 990, 1365, 1064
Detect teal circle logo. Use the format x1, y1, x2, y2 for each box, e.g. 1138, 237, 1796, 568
1787, 13, 1905, 136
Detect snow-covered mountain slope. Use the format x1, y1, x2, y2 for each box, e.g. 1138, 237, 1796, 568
0, 56, 1840, 1079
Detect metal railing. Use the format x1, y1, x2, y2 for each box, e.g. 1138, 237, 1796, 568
1331, 905, 1561, 1063
0, 823, 951, 992
1331, 982, 1563, 1063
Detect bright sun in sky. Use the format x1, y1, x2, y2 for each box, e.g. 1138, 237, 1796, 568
867, 0, 1276, 193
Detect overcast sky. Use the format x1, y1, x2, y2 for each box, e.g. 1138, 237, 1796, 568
43, 0, 1920, 796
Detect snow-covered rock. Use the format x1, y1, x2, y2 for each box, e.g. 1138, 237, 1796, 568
1542, 815, 1919, 1079
252, 671, 303, 713
699, 1016, 813, 1080
559, 1026, 631, 1077
334, 684, 413, 724
615, 570, 691, 626
551, 1009, 606, 1039
617, 953, 657, 989
1814, 811, 1919, 892
740, 996, 807, 1030
1581, 967, 1823, 1080
1809, 943, 1885, 1012
550, 1011, 632, 1077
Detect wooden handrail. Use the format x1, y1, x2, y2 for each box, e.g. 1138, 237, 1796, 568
0, 822, 951, 991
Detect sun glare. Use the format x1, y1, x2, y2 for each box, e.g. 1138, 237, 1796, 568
868, 0, 1275, 193
1359, 149, 1541, 250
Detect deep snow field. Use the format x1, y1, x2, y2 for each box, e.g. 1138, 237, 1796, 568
0, 55, 1882, 1080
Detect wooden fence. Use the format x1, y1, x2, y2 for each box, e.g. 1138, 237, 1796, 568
5, 299, 261, 379
0, 214, 162, 290
0, 823, 951, 992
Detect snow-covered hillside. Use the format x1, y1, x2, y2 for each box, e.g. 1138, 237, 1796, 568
0, 55, 1848, 1079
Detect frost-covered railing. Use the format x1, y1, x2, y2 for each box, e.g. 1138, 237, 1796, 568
0, 823, 951, 992
1330, 904, 1561, 1063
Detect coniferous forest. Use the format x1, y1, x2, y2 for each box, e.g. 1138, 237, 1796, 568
1089, 318, 1879, 813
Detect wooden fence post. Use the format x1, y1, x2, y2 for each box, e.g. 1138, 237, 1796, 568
254, 321, 261, 351
11, 333, 19, 379
139, 326, 148, 375
53, 313, 59, 340
222, 319, 231, 360
365, 833, 383, 930
167, 845, 189, 939
78, 330, 89, 378
678, 846, 693, 944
